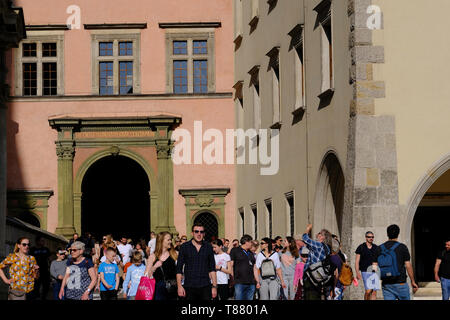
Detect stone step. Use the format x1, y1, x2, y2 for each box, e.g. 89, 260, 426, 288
418, 281, 441, 289
414, 289, 442, 297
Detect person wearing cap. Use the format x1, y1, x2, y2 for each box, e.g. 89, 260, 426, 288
293, 246, 309, 300
50, 248, 67, 300
59, 241, 97, 300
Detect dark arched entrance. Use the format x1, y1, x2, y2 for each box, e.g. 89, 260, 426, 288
81, 155, 150, 242
18, 213, 41, 228
194, 212, 218, 242
412, 169, 450, 282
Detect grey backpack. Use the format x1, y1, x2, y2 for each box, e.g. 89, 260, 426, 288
260, 252, 277, 280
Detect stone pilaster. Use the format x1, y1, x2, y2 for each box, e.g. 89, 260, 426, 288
155, 140, 177, 235
54, 141, 76, 239
344, 0, 400, 300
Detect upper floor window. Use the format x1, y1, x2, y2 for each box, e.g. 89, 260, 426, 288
248, 65, 261, 131
165, 31, 215, 94
267, 47, 281, 126
288, 24, 305, 110
91, 33, 141, 95
314, 0, 333, 93
15, 33, 64, 96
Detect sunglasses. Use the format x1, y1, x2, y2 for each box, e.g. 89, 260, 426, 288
366, 236, 374, 239
70, 249, 79, 252
21, 243, 30, 247
260, 242, 266, 245
301, 254, 309, 258
193, 230, 205, 234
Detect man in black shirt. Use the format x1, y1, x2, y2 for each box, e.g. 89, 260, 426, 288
176, 222, 217, 300
434, 239, 450, 300
229, 234, 257, 300
355, 231, 379, 300
375, 224, 418, 300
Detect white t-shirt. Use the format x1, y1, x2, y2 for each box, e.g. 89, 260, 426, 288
117, 244, 133, 264
214, 253, 231, 285
255, 251, 281, 269
148, 238, 156, 255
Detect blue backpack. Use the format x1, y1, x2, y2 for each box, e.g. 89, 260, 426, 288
377, 242, 400, 279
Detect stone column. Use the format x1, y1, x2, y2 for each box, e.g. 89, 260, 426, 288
155, 140, 177, 235
54, 141, 76, 239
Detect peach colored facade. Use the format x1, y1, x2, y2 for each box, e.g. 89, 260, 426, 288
6, 0, 235, 239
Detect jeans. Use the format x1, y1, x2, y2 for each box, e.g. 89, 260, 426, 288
283, 274, 296, 300
259, 278, 280, 300
52, 281, 64, 300
441, 277, 450, 300
382, 283, 411, 300
234, 283, 256, 300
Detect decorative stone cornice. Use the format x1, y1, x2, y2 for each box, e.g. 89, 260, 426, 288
84, 23, 147, 30
49, 115, 182, 134
26, 24, 69, 31
159, 22, 221, 29
179, 188, 231, 198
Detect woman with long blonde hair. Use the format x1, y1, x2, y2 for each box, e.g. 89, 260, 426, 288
0, 237, 39, 300
145, 232, 178, 300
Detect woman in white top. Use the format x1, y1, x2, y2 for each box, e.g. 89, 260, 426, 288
254, 238, 286, 300
211, 239, 232, 300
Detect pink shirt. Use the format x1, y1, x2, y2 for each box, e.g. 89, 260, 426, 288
293, 261, 305, 286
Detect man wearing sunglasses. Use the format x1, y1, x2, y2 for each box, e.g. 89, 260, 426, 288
176, 222, 217, 300
355, 231, 379, 300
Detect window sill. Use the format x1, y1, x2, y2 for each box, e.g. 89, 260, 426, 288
317, 88, 334, 110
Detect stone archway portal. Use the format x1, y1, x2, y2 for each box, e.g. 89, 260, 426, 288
49, 114, 181, 240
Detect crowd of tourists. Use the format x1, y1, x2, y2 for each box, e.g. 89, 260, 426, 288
1, 223, 449, 301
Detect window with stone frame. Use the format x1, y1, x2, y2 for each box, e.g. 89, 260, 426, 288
248, 65, 261, 131
285, 191, 295, 236
251, 203, 258, 240
264, 198, 273, 238
91, 33, 141, 95
266, 47, 281, 126
314, 0, 334, 93
239, 207, 245, 236
165, 31, 216, 94
288, 24, 306, 111
15, 33, 64, 96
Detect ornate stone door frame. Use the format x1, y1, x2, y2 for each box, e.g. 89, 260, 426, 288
49, 114, 181, 239
179, 188, 230, 238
